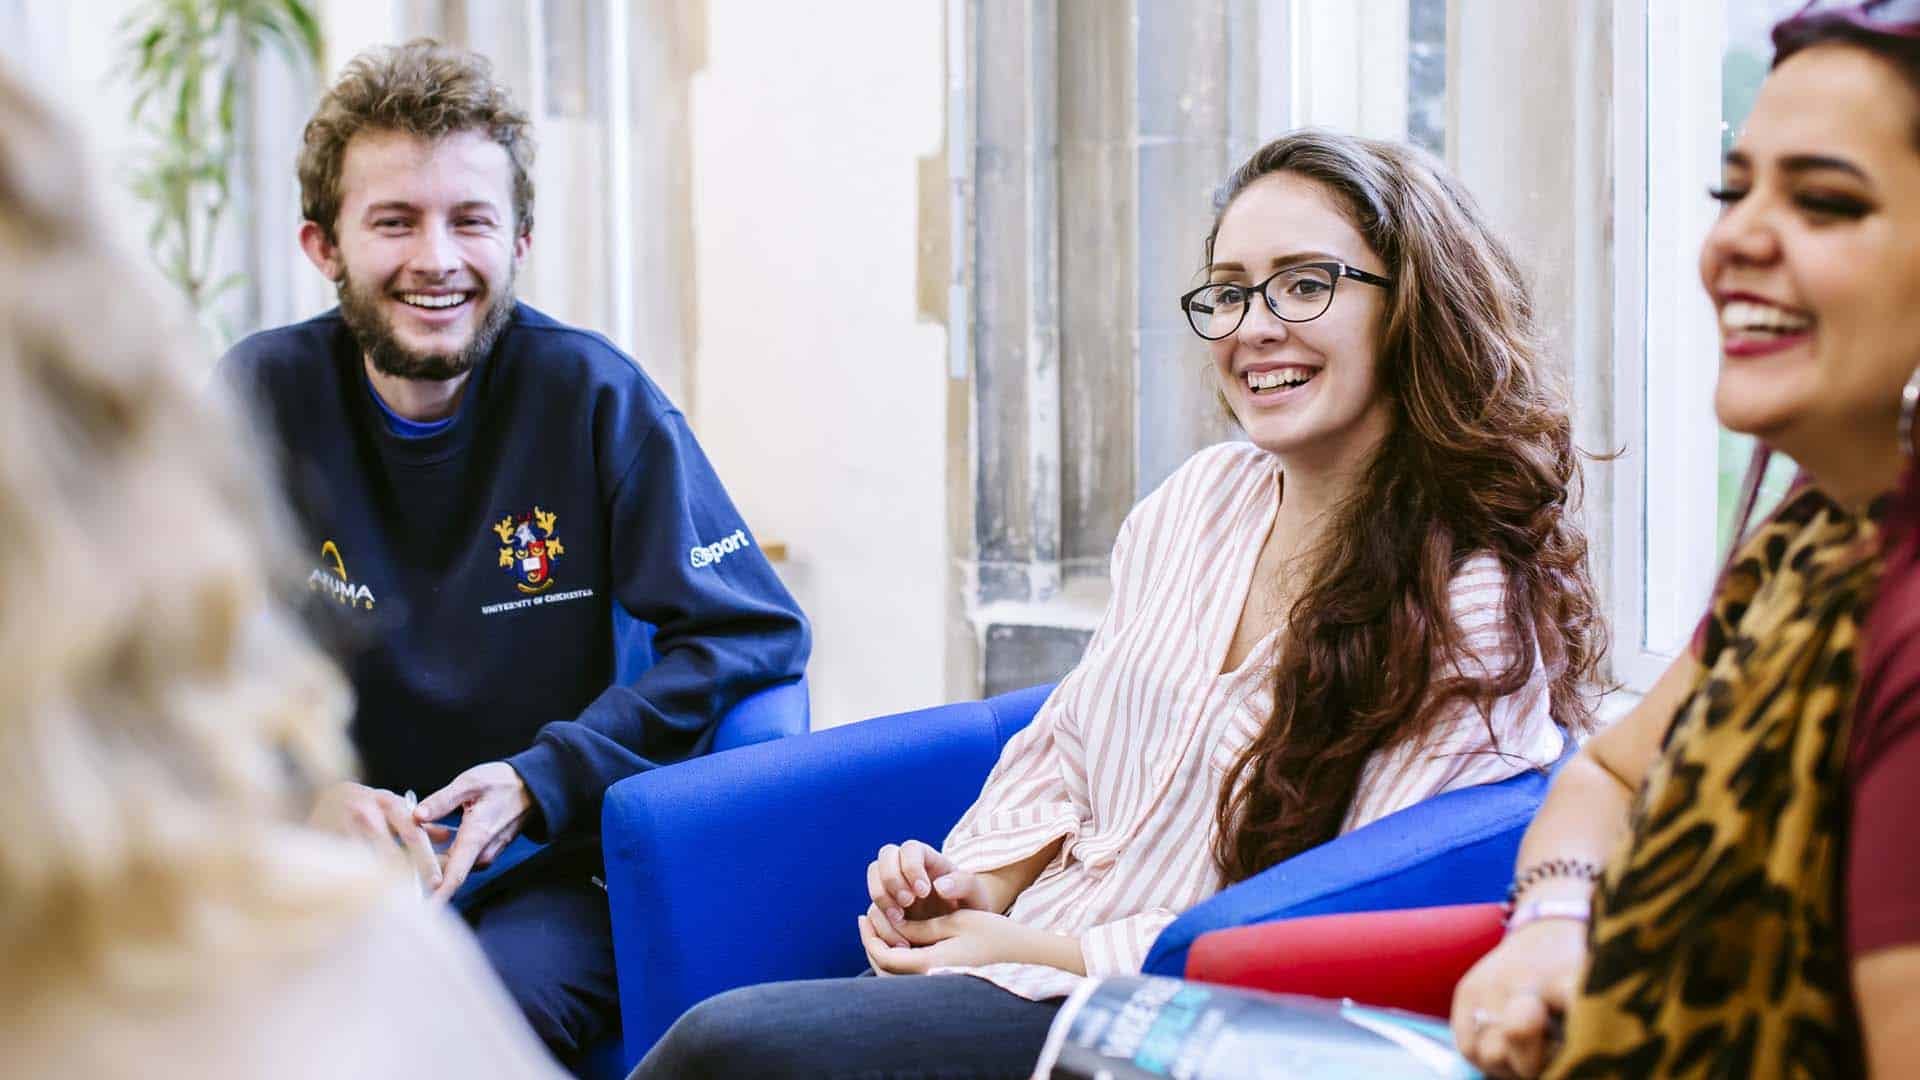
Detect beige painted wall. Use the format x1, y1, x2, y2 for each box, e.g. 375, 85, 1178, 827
688, 0, 949, 728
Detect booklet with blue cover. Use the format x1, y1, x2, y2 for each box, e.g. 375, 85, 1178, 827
1030, 975, 1482, 1080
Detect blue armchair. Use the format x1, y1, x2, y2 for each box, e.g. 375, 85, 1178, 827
598, 684, 1563, 1072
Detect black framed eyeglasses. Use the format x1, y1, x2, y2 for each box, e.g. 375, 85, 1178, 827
1178, 261, 1394, 341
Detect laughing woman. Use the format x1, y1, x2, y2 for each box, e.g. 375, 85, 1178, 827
632, 130, 1606, 1079
1452, 4, 1920, 1077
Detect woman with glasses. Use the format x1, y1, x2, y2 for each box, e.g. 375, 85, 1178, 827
632, 129, 1604, 1079
1452, 3, 1920, 1077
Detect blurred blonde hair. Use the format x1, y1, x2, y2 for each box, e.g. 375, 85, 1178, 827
0, 67, 383, 996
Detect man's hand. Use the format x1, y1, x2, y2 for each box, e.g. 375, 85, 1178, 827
414, 762, 533, 903
308, 781, 443, 894
857, 908, 1081, 975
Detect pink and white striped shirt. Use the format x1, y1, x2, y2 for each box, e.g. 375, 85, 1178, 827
937, 442, 1564, 1001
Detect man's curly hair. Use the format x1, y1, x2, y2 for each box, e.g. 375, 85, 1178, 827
298, 39, 535, 242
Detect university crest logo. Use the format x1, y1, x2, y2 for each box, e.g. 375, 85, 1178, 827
495, 507, 566, 594
308, 540, 375, 610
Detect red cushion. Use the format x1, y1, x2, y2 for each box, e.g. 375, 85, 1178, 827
1183, 902, 1506, 1019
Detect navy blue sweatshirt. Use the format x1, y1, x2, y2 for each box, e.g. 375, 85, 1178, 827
221, 303, 810, 842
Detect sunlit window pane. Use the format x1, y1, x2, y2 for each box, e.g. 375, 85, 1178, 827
1716, 1, 1803, 554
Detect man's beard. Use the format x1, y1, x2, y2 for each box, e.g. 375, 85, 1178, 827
336, 269, 515, 382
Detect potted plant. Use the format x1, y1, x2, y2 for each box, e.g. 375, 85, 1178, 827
120, 0, 322, 344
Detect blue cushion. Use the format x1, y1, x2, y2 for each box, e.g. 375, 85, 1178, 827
1142, 741, 1573, 975
613, 605, 808, 748
712, 676, 809, 750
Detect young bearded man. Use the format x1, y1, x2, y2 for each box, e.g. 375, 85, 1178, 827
220, 41, 810, 1063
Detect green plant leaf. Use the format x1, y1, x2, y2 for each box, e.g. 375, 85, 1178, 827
207, 271, 249, 301
171, 76, 193, 143
218, 68, 237, 135
244, 0, 320, 77
135, 26, 165, 73
287, 0, 322, 60
115, 0, 326, 334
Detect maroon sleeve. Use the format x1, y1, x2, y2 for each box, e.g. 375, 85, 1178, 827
1848, 720, 1920, 956
1848, 474, 1920, 958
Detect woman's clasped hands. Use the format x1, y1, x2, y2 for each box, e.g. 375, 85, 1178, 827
857, 839, 1071, 975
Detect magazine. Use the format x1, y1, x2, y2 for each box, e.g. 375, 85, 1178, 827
1030, 975, 1482, 1080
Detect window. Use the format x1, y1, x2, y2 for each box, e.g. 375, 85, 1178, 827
1612, 0, 1802, 691
1406, 0, 1447, 156
1281, 0, 1444, 150
1716, 1, 1803, 554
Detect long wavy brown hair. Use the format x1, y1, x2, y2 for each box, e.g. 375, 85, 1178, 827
1211, 131, 1607, 884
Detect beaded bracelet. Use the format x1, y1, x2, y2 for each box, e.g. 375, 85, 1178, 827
1504, 858, 1603, 907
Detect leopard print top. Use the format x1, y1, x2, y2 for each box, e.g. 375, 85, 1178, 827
1548, 487, 1884, 1079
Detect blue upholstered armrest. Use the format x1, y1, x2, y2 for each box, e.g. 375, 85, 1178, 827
1141, 742, 1573, 976
601, 684, 1053, 1058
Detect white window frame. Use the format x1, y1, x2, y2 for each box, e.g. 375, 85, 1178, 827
1280, 0, 1412, 139
1608, 0, 1726, 692
1272, 0, 1735, 698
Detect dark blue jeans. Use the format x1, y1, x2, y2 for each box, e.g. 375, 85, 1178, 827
631, 974, 1064, 1079
463, 855, 617, 1068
